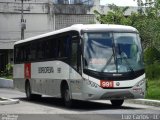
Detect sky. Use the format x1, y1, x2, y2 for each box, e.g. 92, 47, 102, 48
100, 0, 138, 6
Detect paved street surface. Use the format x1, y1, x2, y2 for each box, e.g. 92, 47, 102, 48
0, 88, 160, 120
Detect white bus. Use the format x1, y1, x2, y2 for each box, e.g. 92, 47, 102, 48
14, 24, 146, 107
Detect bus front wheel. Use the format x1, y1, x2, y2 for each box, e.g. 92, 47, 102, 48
110, 100, 124, 107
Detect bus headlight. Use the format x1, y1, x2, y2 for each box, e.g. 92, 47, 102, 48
132, 79, 145, 95
135, 79, 145, 87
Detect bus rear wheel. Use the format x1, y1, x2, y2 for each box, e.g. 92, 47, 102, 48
62, 84, 73, 108
110, 100, 124, 107
25, 81, 33, 100
25, 81, 41, 100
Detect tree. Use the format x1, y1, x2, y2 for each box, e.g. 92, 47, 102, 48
94, 4, 131, 25
94, 0, 160, 49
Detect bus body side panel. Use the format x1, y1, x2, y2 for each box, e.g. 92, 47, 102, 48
30, 61, 71, 97
13, 61, 85, 99
68, 68, 83, 100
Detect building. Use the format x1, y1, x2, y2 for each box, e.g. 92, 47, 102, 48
0, 0, 96, 71
0, 0, 141, 71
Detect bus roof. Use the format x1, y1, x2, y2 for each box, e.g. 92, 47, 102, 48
14, 24, 138, 45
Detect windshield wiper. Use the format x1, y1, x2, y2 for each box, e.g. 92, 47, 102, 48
101, 44, 116, 72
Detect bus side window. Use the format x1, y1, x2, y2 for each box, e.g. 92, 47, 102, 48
64, 36, 71, 58
23, 45, 28, 62
30, 43, 37, 61
58, 38, 65, 57
57, 35, 71, 59
50, 37, 58, 58
37, 42, 43, 59
15, 47, 20, 63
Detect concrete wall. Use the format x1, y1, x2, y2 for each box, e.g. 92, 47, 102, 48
0, 13, 54, 48
0, 78, 13, 88
0, 1, 54, 49
52, 4, 91, 14
55, 14, 94, 30
0, 1, 94, 49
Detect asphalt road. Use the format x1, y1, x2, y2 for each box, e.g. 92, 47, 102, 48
0, 88, 160, 120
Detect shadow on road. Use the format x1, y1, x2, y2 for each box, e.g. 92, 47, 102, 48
18, 97, 142, 111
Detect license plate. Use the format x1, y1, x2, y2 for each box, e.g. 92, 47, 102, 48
100, 80, 114, 88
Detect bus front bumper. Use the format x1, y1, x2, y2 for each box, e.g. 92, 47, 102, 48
80, 80, 146, 100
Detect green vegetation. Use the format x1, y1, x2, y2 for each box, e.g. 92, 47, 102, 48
146, 79, 160, 100
144, 47, 160, 79
94, 0, 160, 100
0, 63, 13, 80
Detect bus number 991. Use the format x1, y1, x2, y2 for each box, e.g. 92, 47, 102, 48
100, 80, 114, 88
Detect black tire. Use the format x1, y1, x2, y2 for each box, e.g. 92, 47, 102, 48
110, 100, 124, 107
62, 84, 73, 108
25, 81, 41, 100
25, 81, 33, 100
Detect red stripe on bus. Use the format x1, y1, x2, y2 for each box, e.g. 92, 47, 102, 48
24, 63, 31, 79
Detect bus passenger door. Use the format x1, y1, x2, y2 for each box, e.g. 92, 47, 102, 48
71, 39, 78, 71
70, 35, 81, 74
70, 35, 82, 100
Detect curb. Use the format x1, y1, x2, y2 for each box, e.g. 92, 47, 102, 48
0, 97, 20, 105
0, 78, 13, 88
126, 99, 160, 107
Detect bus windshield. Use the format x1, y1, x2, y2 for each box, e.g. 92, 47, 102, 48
83, 32, 144, 73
